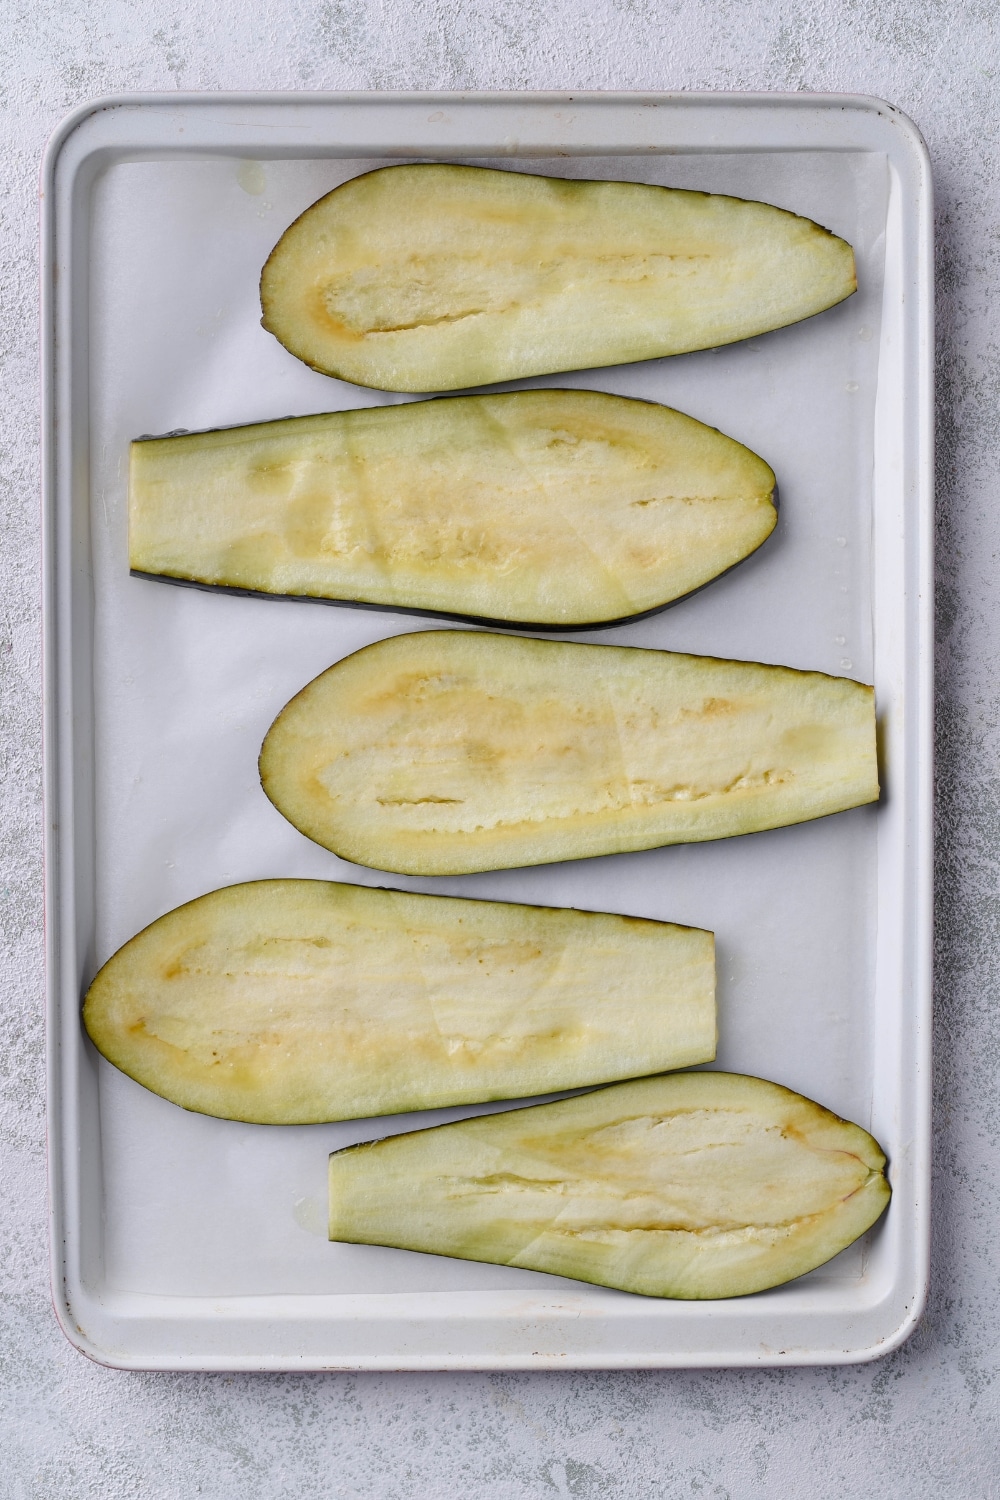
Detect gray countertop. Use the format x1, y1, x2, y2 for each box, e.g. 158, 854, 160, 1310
3, 2, 998, 1495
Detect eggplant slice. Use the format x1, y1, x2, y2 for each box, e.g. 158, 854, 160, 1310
329, 1071, 890, 1299
259, 631, 879, 876
260, 164, 857, 392
83, 879, 715, 1124
128, 390, 777, 629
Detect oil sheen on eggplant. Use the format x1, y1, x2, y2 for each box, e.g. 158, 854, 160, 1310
328, 1071, 890, 1299
82, 879, 716, 1124
128, 390, 777, 629
259, 631, 879, 876
260, 164, 857, 391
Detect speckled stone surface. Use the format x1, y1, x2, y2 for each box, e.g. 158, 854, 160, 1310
3, 2, 999, 1495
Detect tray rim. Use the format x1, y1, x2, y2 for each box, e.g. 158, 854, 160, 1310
41, 89, 934, 1371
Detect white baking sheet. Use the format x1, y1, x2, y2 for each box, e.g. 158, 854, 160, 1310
44, 94, 932, 1367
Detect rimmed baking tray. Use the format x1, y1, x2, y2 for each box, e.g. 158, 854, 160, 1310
42, 92, 933, 1369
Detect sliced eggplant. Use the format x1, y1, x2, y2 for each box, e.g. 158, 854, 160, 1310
328, 1071, 890, 1299
259, 631, 879, 876
260, 164, 857, 392
128, 390, 777, 629
82, 879, 715, 1124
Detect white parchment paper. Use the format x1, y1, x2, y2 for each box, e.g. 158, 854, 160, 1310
86, 150, 886, 1296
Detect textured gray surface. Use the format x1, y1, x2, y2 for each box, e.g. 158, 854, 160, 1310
3, 1, 999, 1495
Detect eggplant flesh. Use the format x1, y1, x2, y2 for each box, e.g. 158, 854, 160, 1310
82, 879, 715, 1125
259, 631, 879, 876
260, 164, 857, 392
128, 391, 777, 629
328, 1071, 890, 1299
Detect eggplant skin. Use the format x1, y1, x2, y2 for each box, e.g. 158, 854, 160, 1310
82, 879, 715, 1125
127, 391, 777, 630
259, 630, 880, 877
328, 1071, 891, 1300
260, 164, 857, 392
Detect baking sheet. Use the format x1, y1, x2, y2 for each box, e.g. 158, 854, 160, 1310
44, 94, 932, 1366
